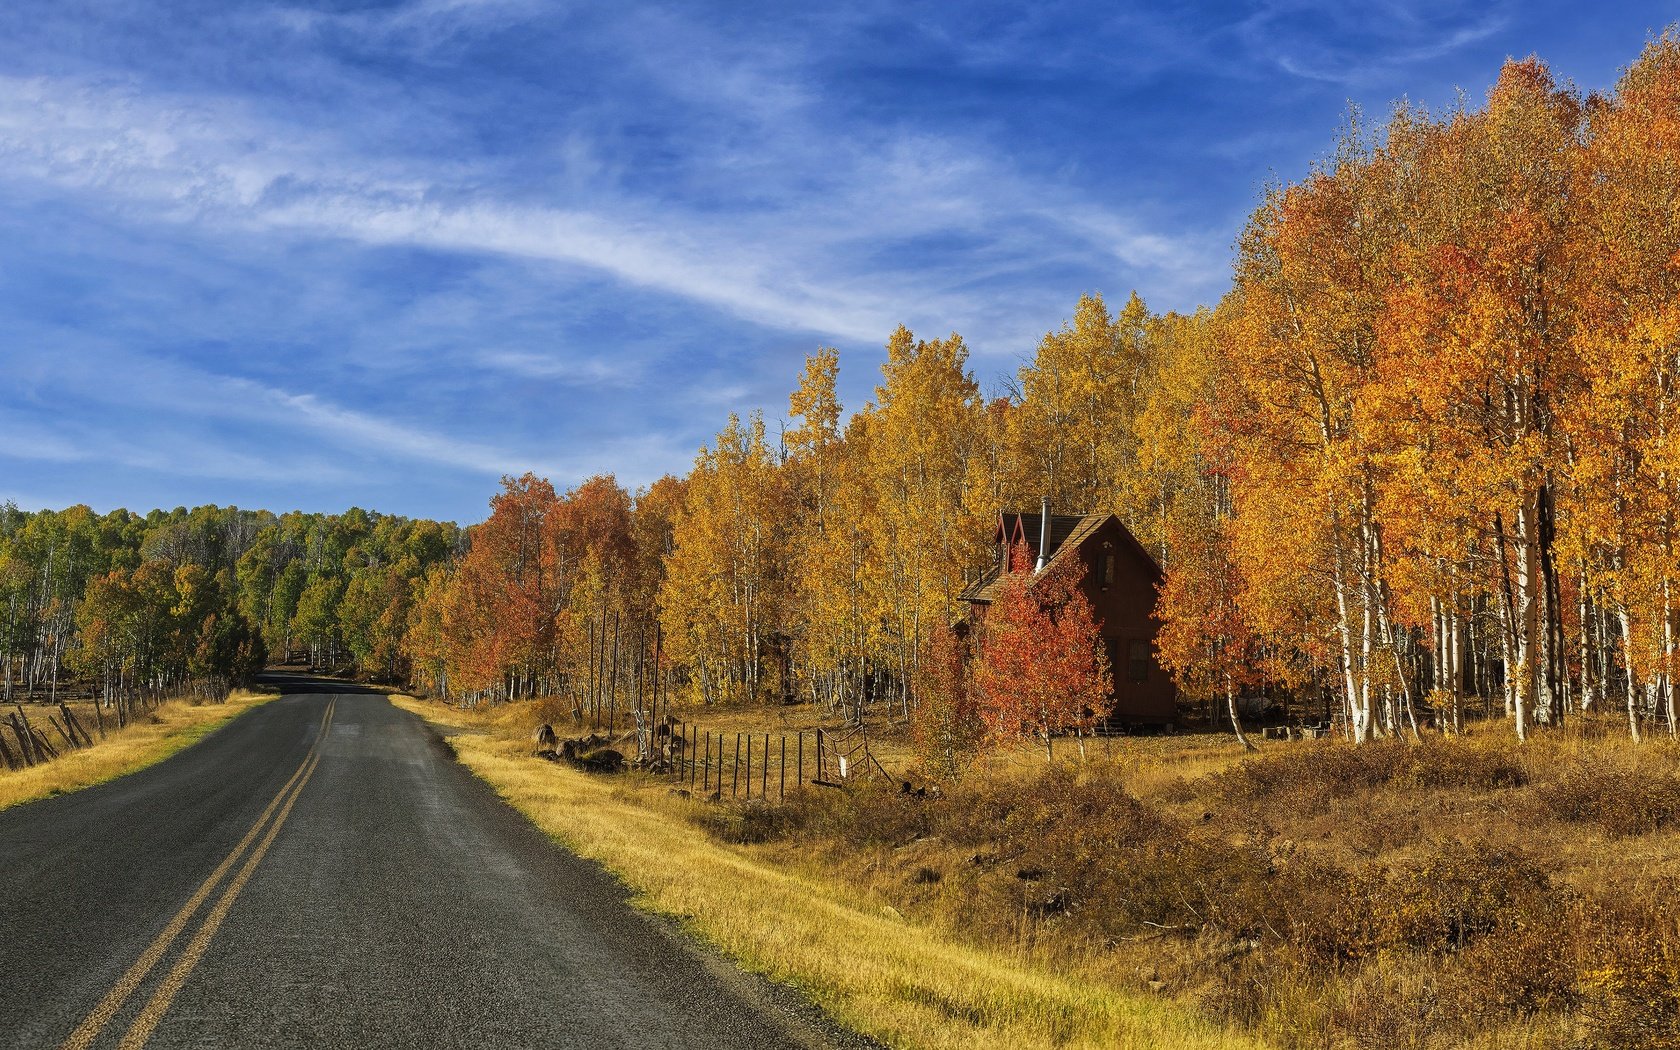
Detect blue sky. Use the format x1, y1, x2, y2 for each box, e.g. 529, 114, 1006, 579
0, 1, 1672, 524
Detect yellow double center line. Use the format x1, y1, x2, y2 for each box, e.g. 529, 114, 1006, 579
61, 697, 336, 1050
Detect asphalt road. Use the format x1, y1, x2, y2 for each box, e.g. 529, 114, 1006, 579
0, 677, 862, 1049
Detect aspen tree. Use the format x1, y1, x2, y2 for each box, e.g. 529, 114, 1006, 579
1225, 130, 1393, 741
1012, 293, 1149, 515
1567, 34, 1680, 738
660, 414, 789, 704
863, 327, 986, 720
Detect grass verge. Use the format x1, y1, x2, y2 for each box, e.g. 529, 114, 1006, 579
388, 693, 1263, 1050
0, 687, 280, 811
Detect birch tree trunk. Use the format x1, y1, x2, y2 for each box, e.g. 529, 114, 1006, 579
1619, 607, 1643, 742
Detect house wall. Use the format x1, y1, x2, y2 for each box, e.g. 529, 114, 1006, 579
1074, 521, 1178, 725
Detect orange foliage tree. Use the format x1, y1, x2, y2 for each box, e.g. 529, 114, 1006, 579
443, 473, 566, 697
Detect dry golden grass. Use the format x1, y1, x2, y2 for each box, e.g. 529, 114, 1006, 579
407, 697, 1680, 1049
390, 692, 1265, 1050
0, 687, 279, 811
645, 699, 1247, 788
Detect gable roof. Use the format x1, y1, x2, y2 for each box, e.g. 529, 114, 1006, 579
959, 510, 1160, 605
1002, 512, 1089, 558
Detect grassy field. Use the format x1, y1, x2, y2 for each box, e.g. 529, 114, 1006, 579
0, 687, 279, 811
389, 692, 1264, 1050
396, 694, 1680, 1049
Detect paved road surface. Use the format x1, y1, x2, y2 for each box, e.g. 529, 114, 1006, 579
0, 678, 860, 1049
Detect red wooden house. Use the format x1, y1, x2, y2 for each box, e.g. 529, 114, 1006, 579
959, 508, 1178, 727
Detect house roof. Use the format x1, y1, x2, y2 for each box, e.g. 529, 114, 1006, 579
960, 510, 1098, 604
1003, 512, 1090, 556
959, 509, 1160, 605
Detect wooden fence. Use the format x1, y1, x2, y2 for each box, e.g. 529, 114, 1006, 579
0, 700, 102, 771
658, 722, 893, 803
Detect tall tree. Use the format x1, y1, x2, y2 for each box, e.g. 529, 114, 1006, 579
862, 326, 985, 718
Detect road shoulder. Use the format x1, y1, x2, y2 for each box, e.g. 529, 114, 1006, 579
0, 687, 280, 811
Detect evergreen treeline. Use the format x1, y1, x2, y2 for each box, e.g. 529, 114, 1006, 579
0, 503, 461, 707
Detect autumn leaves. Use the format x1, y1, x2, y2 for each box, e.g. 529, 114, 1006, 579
1185, 36, 1680, 743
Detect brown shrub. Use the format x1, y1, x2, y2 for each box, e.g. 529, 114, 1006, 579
792, 780, 932, 846
915, 768, 1247, 937
1216, 741, 1407, 809
1535, 765, 1680, 836
1455, 902, 1581, 1018
1214, 846, 1577, 1048
1271, 845, 1555, 968
778, 767, 1269, 942
1404, 737, 1528, 790
1327, 959, 1460, 1050
1215, 738, 1527, 812
531, 695, 575, 728
1577, 896, 1680, 1049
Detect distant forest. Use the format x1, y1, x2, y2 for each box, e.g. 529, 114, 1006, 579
13, 38, 1680, 749
0, 503, 460, 703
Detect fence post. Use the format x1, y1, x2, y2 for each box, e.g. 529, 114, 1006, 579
10, 712, 34, 766
732, 734, 742, 797
745, 734, 752, 800
780, 736, 786, 801
48, 714, 75, 750
797, 731, 804, 788
60, 703, 88, 747
762, 733, 769, 798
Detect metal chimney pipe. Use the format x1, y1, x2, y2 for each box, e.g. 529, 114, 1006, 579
1036, 496, 1049, 572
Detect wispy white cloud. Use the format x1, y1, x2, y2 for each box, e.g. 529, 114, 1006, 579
265, 0, 546, 50
0, 64, 1225, 351
0, 421, 85, 463
0, 337, 557, 482
0, 408, 355, 485
1241, 1, 1511, 86
478, 350, 642, 386
262, 386, 556, 477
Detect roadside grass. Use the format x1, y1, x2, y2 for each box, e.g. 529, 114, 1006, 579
400, 694, 1680, 1049
0, 687, 280, 811
390, 692, 1264, 1050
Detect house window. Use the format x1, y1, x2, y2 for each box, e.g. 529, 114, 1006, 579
1101, 543, 1115, 587
1128, 641, 1151, 683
